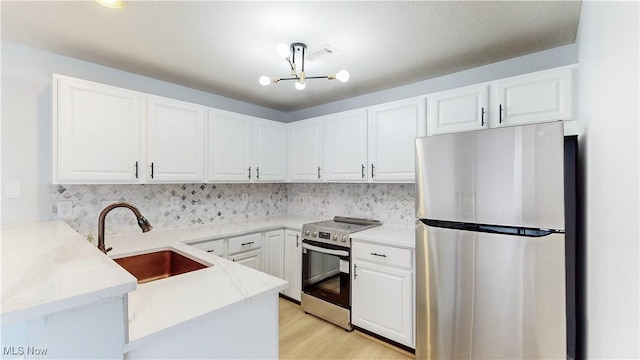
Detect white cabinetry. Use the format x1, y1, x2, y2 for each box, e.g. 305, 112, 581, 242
207, 109, 253, 182
263, 230, 285, 280
352, 241, 414, 348
146, 96, 207, 183
208, 110, 286, 182
191, 238, 226, 258
323, 109, 368, 181
228, 233, 263, 271
288, 118, 324, 181
427, 84, 489, 135
427, 66, 574, 135
283, 230, 302, 301
254, 119, 287, 182
54, 75, 142, 183
367, 97, 426, 182
493, 67, 573, 127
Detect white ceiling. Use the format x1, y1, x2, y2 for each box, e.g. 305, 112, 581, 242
1, 1, 581, 112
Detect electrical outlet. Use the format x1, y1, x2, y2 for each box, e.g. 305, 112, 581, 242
57, 200, 73, 218
170, 196, 180, 209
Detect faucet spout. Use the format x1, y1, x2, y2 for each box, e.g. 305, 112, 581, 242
97, 202, 153, 254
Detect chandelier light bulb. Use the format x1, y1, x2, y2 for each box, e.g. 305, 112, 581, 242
336, 70, 350, 83
276, 43, 291, 59
295, 81, 306, 91
259, 76, 271, 86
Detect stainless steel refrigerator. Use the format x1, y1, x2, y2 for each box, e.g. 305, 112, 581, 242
415, 121, 579, 359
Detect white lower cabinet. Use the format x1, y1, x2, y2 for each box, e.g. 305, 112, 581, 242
263, 230, 285, 280
283, 230, 302, 301
352, 240, 414, 348
190, 238, 226, 258
228, 233, 263, 271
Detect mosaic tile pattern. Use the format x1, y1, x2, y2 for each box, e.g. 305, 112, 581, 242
50, 183, 288, 237
50, 183, 415, 238
287, 183, 415, 228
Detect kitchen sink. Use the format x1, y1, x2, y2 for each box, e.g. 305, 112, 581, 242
114, 249, 210, 284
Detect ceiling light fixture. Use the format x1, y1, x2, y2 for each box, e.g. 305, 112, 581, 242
95, 0, 126, 9
259, 42, 349, 91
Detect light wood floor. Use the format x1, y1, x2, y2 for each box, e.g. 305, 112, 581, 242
279, 298, 415, 360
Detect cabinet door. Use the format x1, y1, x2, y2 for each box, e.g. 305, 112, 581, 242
283, 230, 302, 301
263, 230, 285, 280
352, 260, 413, 347
427, 84, 489, 135
288, 118, 323, 181
493, 67, 573, 127
54, 75, 141, 183
229, 249, 263, 271
368, 98, 426, 182
146, 96, 206, 183
208, 110, 253, 182
254, 119, 286, 182
323, 109, 368, 181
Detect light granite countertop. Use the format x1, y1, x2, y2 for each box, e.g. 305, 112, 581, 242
0, 221, 136, 325
2, 215, 414, 353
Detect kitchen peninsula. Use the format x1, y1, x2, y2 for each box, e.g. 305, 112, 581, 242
0, 219, 292, 359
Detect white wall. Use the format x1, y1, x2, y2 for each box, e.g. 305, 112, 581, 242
576, 1, 639, 358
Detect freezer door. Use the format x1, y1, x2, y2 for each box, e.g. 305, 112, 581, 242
415, 223, 567, 360
415, 121, 564, 230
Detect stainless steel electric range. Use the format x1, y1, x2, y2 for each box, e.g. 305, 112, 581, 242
300, 216, 381, 330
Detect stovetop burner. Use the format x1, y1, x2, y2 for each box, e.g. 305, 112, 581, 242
302, 216, 381, 247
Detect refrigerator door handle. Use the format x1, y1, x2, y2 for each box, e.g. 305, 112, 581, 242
420, 219, 564, 237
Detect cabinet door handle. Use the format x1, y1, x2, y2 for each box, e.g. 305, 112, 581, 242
256, 167, 260, 179
481, 107, 485, 126
370, 252, 387, 258
248, 166, 251, 179
371, 164, 375, 178
150, 162, 154, 179
241, 241, 255, 246
135, 161, 139, 179
354, 264, 358, 279
499, 104, 503, 124
296, 234, 300, 247
317, 166, 321, 179
361, 164, 365, 178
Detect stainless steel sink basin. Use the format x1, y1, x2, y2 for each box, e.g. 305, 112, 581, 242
114, 250, 210, 284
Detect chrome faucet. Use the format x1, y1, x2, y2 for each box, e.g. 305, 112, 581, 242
97, 202, 153, 254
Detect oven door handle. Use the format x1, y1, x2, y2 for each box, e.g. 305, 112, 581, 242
302, 242, 349, 257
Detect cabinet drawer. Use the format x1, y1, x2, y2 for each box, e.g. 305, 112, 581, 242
228, 233, 263, 255
192, 239, 226, 257
353, 241, 412, 269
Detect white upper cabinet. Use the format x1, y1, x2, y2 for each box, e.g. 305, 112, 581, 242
207, 109, 253, 182
54, 75, 142, 183
492, 67, 573, 127
323, 109, 368, 182
368, 97, 426, 182
146, 96, 207, 183
288, 118, 324, 181
427, 84, 489, 135
427, 66, 574, 136
254, 119, 287, 182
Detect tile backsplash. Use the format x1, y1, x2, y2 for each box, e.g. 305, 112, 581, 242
51, 183, 415, 237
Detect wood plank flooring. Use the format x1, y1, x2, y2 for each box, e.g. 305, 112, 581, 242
279, 298, 415, 359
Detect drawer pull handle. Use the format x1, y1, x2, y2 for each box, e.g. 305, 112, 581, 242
206, 250, 215, 253
241, 241, 255, 246
370, 252, 387, 258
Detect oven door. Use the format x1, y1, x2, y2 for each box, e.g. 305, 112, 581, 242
302, 239, 351, 309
